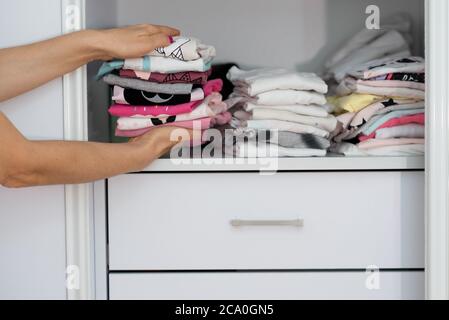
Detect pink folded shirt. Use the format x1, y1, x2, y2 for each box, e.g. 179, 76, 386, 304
116, 93, 229, 130
359, 113, 425, 141
110, 101, 202, 117
358, 138, 425, 150
156, 129, 220, 148
115, 112, 232, 138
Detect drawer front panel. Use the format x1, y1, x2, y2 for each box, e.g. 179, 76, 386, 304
108, 172, 424, 270
109, 271, 424, 300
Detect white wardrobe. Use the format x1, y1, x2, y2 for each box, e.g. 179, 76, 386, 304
1, 0, 449, 300
86, 0, 428, 300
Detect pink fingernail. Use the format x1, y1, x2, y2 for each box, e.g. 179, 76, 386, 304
168, 36, 174, 44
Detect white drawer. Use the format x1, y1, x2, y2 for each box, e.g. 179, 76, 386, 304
109, 271, 424, 300
108, 172, 424, 270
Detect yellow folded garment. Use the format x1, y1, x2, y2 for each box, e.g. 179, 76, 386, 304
331, 93, 385, 113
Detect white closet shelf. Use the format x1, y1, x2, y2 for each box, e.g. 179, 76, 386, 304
140, 155, 424, 172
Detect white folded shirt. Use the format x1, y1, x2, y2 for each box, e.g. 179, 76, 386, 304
243, 102, 329, 118
325, 13, 412, 69
227, 66, 328, 96
329, 30, 411, 82
123, 55, 212, 73
251, 108, 338, 132
253, 89, 327, 106
336, 77, 425, 99
331, 142, 424, 156
232, 141, 327, 158
149, 36, 216, 61
246, 119, 330, 138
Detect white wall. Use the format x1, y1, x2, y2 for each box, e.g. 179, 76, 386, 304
0, 0, 66, 299
115, 0, 424, 72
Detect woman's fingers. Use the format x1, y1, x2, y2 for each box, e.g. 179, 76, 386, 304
139, 24, 180, 37
133, 33, 172, 55
151, 25, 180, 37
150, 32, 173, 46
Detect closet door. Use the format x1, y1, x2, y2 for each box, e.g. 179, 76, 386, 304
0, 0, 66, 299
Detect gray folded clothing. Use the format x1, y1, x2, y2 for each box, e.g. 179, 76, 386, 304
263, 130, 330, 150
234, 129, 330, 150
103, 74, 195, 94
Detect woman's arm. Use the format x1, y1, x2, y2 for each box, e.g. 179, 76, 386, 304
0, 24, 179, 102
0, 24, 186, 187
0, 112, 186, 187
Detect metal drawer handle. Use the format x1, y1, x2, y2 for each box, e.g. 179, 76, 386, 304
230, 218, 304, 227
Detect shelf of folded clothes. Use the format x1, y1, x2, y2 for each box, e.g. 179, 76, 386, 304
94, 21, 425, 167
138, 59, 424, 171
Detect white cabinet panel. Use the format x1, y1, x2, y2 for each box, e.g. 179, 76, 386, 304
109, 271, 424, 300
0, 0, 64, 140
0, 0, 66, 299
108, 172, 424, 270
0, 185, 66, 299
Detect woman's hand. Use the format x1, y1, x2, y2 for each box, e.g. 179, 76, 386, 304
0, 23, 180, 102
89, 24, 180, 61
0, 112, 199, 187
128, 126, 199, 169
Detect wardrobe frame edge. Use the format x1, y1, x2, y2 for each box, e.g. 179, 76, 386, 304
425, 0, 449, 301
61, 0, 95, 300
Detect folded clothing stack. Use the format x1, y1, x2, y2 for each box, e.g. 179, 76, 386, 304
324, 17, 425, 156
224, 67, 335, 157
324, 13, 414, 83
96, 37, 232, 144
